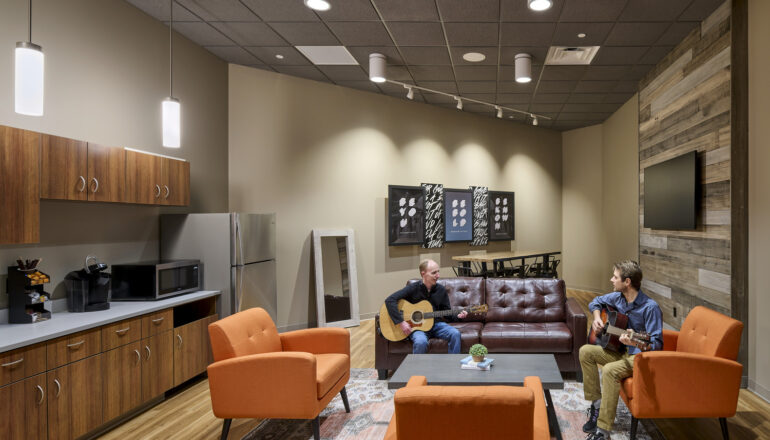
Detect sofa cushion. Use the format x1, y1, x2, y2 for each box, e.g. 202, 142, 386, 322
387, 322, 482, 354
485, 278, 566, 322
480, 322, 573, 353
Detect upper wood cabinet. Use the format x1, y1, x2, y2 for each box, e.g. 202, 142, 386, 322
0, 125, 40, 244
40, 136, 125, 203
125, 149, 189, 206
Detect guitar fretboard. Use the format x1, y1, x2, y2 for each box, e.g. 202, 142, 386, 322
421, 307, 475, 319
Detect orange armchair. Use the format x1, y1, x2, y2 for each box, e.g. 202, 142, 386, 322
384, 375, 550, 440
620, 306, 744, 440
207, 308, 351, 440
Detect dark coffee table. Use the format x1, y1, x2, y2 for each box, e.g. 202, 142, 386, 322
388, 353, 564, 440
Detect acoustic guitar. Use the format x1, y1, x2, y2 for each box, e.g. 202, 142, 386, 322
589, 305, 652, 353
378, 300, 488, 342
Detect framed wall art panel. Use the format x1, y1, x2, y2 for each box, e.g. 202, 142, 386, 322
470, 186, 489, 246
444, 188, 473, 242
488, 191, 515, 241
388, 185, 425, 246
421, 183, 444, 248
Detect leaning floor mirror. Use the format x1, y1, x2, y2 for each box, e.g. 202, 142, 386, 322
313, 229, 360, 328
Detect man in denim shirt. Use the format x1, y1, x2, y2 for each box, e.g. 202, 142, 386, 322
580, 260, 663, 440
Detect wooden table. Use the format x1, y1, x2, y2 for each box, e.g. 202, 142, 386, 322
451, 250, 561, 277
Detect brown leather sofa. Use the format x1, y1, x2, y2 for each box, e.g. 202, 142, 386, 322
375, 277, 586, 381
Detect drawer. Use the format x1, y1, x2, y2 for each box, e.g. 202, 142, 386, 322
101, 317, 142, 351
142, 309, 172, 338
0, 343, 46, 387
47, 328, 101, 370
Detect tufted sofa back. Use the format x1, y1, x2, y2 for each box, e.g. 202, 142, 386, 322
484, 278, 566, 322
407, 277, 486, 322
207, 307, 282, 362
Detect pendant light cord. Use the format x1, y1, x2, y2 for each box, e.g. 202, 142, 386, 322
169, 0, 173, 97
28, 0, 32, 42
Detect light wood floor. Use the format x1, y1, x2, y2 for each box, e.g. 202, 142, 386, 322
100, 290, 770, 440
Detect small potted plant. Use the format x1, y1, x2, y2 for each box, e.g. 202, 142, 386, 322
469, 343, 488, 363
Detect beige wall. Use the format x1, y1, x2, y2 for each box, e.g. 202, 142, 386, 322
748, 0, 770, 400
229, 64, 563, 328
0, 0, 228, 307
561, 96, 639, 292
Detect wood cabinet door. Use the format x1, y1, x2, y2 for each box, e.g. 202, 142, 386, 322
86, 143, 125, 203
125, 150, 162, 204
0, 373, 47, 439
40, 134, 88, 201
0, 125, 40, 244
48, 355, 103, 440
161, 157, 190, 206
142, 331, 173, 402
0, 342, 47, 387
173, 320, 203, 386
102, 342, 142, 422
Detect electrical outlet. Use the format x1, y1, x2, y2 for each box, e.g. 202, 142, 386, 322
673, 307, 677, 317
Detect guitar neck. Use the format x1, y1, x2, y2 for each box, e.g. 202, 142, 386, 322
605, 325, 648, 342
425, 307, 467, 319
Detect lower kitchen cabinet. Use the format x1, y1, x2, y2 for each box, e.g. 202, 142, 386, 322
173, 315, 216, 387
47, 355, 103, 440
102, 342, 142, 422
0, 373, 47, 439
141, 331, 173, 402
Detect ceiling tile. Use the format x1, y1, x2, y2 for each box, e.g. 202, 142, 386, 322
437, 0, 500, 22
205, 46, 263, 65
454, 66, 498, 81
500, 23, 556, 46
465, 103, 496, 114
463, 93, 497, 102
540, 66, 586, 81
532, 93, 569, 103
574, 80, 617, 93
335, 80, 383, 93
172, 22, 232, 46
245, 46, 311, 65
126, 0, 200, 21
680, 0, 725, 21
537, 81, 577, 93
499, 65, 542, 81
387, 22, 446, 46
618, 0, 690, 22
177, 0, 260, 21
458, 81, 497, 93
558, 0, 628, 22
318, 65, 369, 81
614, 81, 638, 93
374, 0, 440, 21
268, 22, 340, 45
347, 47, 405, 65
273, 65, 329, 81
639, 46, 674, 65
562, 103, 621, 113
318, 0, 379, 21
500, 0, 563, 22
409, 66, 456, 81
552, 22, 613, 46
558, 112, 612, 121
326, 22, 394, 46
604, 92, 635, 104
384, 66, 414, 81
656, 22, 699, 46
604, 23, 670, 46
497, 80, 535, 93
567, 94, 606, 103
450, 47, 499, 65
400, 47, 452, 65
240, 0, 319, 21
423, 93, 457, 104
497, 93, 533, 104
627, 65, 652, 81
210, 22, 286, 45
444, 23, 499, 46
500, 47, 548, 64
582, 66, 630, 81
592, 46, 648, 65
529, 103, 564, 113
415, 81, 458, 94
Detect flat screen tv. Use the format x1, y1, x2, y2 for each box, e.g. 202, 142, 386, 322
644, 151, 698, 230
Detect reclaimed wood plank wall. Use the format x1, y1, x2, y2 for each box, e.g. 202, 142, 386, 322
638, 1, 732, 328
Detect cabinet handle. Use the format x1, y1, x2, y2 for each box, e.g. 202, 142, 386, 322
54, 379, 61, 397
36, 385, 45, 405
67, 340, 85, 349
155, 184, 161, 198
1, 357, 24, 368
78, 176, 86, 192
151, 317, 165, 324
134, 349, 141, 365
115, 327, 130, 335
145, 345, 151, 360
177, 334, 183, 349
164, 185, 170, 199
91, 177, 99, 193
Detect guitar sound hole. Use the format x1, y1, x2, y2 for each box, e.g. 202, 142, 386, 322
412, 311, 423, 323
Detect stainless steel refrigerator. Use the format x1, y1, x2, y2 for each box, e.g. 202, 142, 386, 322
160, 213, 276, 319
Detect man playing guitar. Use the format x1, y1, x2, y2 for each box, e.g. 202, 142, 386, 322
384, 259, 467, 354
580, 260, 663, 440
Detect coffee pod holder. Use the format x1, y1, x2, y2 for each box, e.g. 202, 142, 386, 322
6, 266, 52, 323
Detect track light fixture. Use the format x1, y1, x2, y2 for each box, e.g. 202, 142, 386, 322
455, 97, 463, 110
496, 106, 503, 118
405, 85, 414, 100
531, 114, 539, 126
515, 53, 532, 83
528, 0, 553, 11
15, 0, 44, 116
369, 53, 386, 83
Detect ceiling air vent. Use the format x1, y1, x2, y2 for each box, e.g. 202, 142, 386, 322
545, 46, 600, 65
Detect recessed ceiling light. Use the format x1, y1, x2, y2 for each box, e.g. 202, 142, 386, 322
577, 33, 586, 38
304, 0, 331, 11
275, 54, 284, 59
528, 0, 552, 11
462, 52, 486, 62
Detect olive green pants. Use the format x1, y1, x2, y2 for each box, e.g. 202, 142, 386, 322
579, 344, 636, 431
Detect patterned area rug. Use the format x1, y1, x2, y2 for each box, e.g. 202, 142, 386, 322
243, 369, 661, 440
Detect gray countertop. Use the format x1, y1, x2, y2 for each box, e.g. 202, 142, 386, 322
0, 290, 221, 353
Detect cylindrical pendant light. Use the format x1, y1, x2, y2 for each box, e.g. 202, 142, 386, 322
369, 53, 386, 83
15, 0, 44, 116
528, 0, 553, 11
514, 53, 532, 84
163, 0, 180, 148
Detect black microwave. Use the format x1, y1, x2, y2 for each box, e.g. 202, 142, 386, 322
111, 260, 201, 301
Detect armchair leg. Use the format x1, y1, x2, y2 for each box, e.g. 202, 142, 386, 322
312, 415, 321, 440
378, 369, 388, 380
629, 416, 638, 440
719, 417, 730, 440
220, 419, 232, 440
340, 386, 351, 413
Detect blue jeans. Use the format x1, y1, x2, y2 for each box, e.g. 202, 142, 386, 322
410, 321, 462, 354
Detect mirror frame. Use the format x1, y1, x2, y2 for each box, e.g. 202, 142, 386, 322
313, 228, 360, 328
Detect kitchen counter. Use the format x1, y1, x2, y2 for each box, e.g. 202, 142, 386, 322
0, 290, 221, 353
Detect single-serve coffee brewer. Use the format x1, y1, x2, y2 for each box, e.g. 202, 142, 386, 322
64, 255, 111, 312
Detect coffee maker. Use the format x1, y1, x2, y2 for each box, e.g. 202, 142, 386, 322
64, 255, 111, 312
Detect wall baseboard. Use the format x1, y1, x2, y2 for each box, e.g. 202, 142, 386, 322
749, 378, 770, 403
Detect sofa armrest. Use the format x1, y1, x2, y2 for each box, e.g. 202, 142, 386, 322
524, 376, 549, 440
375, 313, 391, 370
280, 327, 350, 356
207, 352, 318, 419
565, 297, 587, 349
662, 329, 679, 351
630, 351, 742, 418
